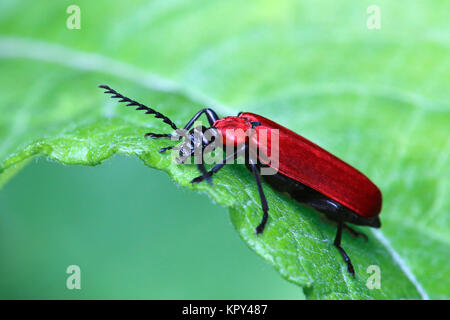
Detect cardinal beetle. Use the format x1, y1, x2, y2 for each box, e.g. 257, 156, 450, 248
99, 85, 382, 276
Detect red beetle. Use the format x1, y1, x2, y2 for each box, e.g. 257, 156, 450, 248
100, 85, 382, 275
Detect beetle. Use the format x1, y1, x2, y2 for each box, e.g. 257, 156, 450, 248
99, 84, 382, 276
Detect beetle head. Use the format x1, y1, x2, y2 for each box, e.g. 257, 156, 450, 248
176, 125, 218, 164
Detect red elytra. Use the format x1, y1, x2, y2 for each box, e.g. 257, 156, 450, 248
100, 84, 383, 276
236, 112, 382, 219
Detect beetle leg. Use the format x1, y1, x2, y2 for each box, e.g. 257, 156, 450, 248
145, 133, 177, 140
334, 221, 355, 276
249, 159, 269, 235
144, 108, 220, 141
190, 152, 238, 183
190, 145, 245, 183
343, 224, 368, 242
182, 108, 219, 128
189, 161, 226, 183
150, 109, 220, 155
146, 134, 179, 154
195, 154, 213, 185
158, 146, 175, 153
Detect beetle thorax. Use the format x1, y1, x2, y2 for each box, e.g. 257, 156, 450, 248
213, 116, 252, 146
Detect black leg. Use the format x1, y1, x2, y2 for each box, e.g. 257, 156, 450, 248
158, 146, 175, 153
190, 145, 245, 183
196, 163, 212, 184
196, 152, 213, 185
344, 224, 368, 242
147, 108, 220, 148
334, 221, 355, 276
249, 159, 269, 235
145, 133, 176, 140
189, 161, 226, 183
183, 108, 219, 129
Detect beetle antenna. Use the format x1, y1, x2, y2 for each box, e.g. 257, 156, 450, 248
98, 85, 178, 130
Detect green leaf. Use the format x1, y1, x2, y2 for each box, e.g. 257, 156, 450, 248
0, 0, 448, 299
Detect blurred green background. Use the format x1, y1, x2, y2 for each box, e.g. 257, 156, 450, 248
0, 156, 300, 299
0, 0, 448, 299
